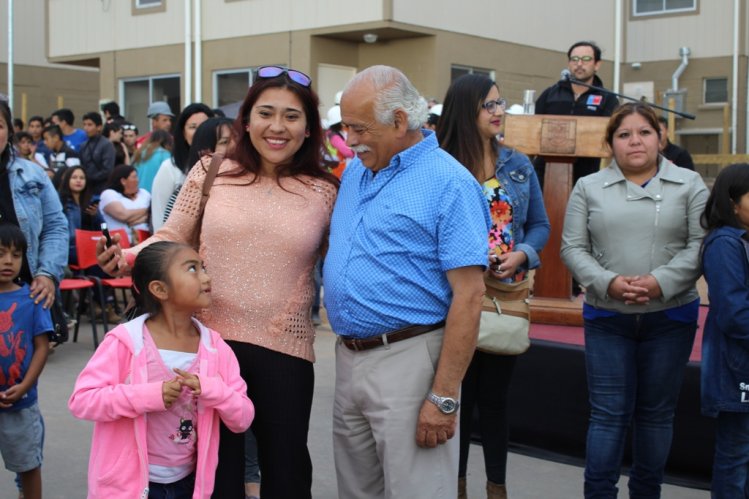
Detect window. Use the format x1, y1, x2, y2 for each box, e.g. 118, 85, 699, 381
213, 70, 252, 108
450, 65, 495, 82
633, 0, 696, 16
132, 0, 165, 15
704, 77, 728, 104
120, 74, 180, 134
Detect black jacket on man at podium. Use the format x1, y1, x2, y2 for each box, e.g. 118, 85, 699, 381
534, 74, 619, 186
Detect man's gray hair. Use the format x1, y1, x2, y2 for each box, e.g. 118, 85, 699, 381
345, 65, 428, 130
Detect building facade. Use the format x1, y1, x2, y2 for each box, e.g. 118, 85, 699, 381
42, 0, 748, 154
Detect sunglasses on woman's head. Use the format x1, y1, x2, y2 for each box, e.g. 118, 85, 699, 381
256, 66, 312, 88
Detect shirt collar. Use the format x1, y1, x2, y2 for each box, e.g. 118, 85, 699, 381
601, 156, 686, 188
379, 129, 435, 174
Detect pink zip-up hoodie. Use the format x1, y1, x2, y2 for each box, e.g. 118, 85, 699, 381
68, 314, 254, 498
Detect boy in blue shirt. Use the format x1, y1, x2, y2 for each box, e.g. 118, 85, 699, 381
0, 224, 51, 499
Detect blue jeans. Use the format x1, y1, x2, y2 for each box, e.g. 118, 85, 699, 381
148, 473, 195, 499
712, 411, 749, 498
583, 311, 696, 499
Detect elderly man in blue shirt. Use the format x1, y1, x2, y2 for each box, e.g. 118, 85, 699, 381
324, 65, 492, 499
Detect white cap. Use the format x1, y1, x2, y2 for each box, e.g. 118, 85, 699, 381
429, 104, 443, 117
327, 105, 342, 126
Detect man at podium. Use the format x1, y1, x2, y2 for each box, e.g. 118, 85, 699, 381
535, 41, 619, 187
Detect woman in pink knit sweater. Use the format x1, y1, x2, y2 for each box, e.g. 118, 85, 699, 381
98, 67, 339, 498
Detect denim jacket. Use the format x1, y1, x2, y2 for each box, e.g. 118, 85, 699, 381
494, 147, 550, 270
8, 156, 68, 283
701, 226, 749, 416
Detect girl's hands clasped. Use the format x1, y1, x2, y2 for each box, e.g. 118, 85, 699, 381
162, 369, 202, 409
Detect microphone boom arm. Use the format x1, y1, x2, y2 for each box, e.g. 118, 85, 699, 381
567, 75, 695, 120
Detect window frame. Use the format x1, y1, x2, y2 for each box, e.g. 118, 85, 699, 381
118, 73, 181, 133
703, 77, 728, 105
632, 0, 697, 17
450, 64, 496, 82
212, 69, 253, 108
132, 0, 166, 15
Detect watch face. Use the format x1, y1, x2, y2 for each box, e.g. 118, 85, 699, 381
441, 399, 457, 413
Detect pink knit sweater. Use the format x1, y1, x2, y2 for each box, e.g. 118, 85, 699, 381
127, 158, 337, 362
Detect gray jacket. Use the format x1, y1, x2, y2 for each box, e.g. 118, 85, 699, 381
561, 157, 709, 314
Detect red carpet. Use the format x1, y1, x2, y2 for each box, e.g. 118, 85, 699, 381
529, 305, 708, 362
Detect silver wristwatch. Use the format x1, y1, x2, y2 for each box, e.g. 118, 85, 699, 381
426, 391, 460, 414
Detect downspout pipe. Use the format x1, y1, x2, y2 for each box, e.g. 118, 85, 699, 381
672, 46, 690, 91
613, 0, 622, 94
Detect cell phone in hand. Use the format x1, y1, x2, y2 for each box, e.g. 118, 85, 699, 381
101, 222, 112, 248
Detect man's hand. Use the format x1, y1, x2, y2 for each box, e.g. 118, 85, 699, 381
415, 399, 457, 448
29, 275, 55, 309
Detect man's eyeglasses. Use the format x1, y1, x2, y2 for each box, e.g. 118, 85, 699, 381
256, 66, 312, 88
481, 98, 507, 114
569, 55, 594, 63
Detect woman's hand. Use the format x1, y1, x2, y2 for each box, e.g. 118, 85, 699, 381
488, 251, 527, 280
96, 232, 129, 277
629, 274, 662, 302
83, 203, 99, 216
29, 275, 55, 309
607, 275, 651, 304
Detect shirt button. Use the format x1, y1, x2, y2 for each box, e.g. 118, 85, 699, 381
604, 182, 609, 186
519, 175, 524, 180
656, 195, 661, 199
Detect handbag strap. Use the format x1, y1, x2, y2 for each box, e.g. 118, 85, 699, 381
199, 152, 224, 214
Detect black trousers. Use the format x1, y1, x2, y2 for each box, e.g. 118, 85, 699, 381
212, 341, 314, 499
458, 350, 517, 484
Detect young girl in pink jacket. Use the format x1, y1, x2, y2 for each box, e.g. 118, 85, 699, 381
69, 241, 254, 499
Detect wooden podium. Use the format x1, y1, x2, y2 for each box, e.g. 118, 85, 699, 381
503, 114, 610, 326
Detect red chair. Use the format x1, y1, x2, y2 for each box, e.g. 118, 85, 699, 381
73, 228, 133, 330
59, 276, 101, 348
136, 229, 151, 244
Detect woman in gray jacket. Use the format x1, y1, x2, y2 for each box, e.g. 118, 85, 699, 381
561, 102, 708, 498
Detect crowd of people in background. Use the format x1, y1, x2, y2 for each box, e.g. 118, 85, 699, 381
1, 42, 748, 499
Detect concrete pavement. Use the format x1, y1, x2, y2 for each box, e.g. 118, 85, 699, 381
1, 317, 710, 498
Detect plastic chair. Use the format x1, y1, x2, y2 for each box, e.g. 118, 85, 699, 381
59, 276, 100, 348
136, 229, 151, 244
73, 228, 132, 331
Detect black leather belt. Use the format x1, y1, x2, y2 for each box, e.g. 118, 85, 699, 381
340, 321, 446, 351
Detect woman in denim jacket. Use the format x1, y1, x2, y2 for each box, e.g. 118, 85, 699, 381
438, 74, 550, 499
700, 163, 749, 498
0, 100, 67, 308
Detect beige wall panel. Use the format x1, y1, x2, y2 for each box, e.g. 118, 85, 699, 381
357, 36, 437, 98
626, 0, 738, 61
202, 0, 384, 41
48, 0, 384, 58
393, 0, 616, 58
48, 0, 186, 58
430, 31, 616, 109
113, 45, 184, 79
0, 64, 98, 122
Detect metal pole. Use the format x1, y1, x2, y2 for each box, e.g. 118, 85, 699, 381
7, 0, 13, 111
732, 0, 739, 153
613, 0, 622, 94
184, 0, 192, 107
194, 0, 202, 103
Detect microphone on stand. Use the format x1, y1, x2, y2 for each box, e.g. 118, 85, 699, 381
560, 69, 572, 82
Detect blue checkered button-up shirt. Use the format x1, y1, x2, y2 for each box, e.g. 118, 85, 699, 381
323, 131, 491, 338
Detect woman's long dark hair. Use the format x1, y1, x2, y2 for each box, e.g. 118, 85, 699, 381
106, 164, 136, 194
437, 74, 498, 181
131, 241, 188, 317
58, 166, 94, 208
226, 71, 338, 187
186, 117, 234, 171
701, 163, 749, 233
0, 100, 16, 170
172, 103, 214, 174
